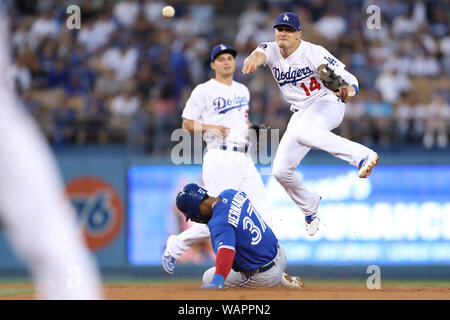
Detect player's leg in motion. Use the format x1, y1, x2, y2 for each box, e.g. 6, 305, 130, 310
273, 96, 378, 235
292, 95, 378, 174
272, 112, 321, 235
0, 13, 102, 299
162, 149, 239, 273
0, 93, 103, 299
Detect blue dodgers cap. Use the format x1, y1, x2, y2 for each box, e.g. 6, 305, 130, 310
273, 12, 301, 31
175, 183, 209, 222
210, 44, 237, 62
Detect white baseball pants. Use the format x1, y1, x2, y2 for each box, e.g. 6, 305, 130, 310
0, 89, 103, 300
202, 244, 287, 288
272, 93, 374, 215
165, 148, 272, 259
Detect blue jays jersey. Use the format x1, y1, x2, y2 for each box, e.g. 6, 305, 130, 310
207, 189, 278, 271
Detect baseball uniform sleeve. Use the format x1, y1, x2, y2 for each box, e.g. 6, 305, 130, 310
310, 44, 346, 71
254, 42, 276, 67
211, 222, 236, 252
214, 247, 235, 279
311, 44, 359, 93
182, 85, 206, 122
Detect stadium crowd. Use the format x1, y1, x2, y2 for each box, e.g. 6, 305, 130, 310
8, 0, 450, 154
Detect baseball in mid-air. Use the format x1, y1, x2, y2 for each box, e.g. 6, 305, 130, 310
162, 5, 175, 18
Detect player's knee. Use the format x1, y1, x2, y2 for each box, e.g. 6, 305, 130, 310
202, 267, 216, 284
294, 123, 317, 145
273, 166, 294, 186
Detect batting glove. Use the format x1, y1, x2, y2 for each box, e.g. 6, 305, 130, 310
200, 274, 225, 290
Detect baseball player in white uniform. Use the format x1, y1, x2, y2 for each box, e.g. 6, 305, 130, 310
0, 8, 102, 299
242, 12, 379, 236
162, 44, 274, 274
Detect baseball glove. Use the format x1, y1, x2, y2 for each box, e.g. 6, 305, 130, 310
317, 64, 351, 103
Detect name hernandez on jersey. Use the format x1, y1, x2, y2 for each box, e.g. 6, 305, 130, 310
255, 40, 346, 110
207, 189, 277, 271
182, 79, 250, 148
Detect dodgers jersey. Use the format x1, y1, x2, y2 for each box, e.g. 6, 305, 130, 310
207, 189, 278, 272
255, 40, 345, 110
182, 79, 250, 148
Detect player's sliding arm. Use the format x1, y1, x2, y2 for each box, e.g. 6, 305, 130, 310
182, 118, 229, 138
200, 247, 235, 290
242, 51, 266, 74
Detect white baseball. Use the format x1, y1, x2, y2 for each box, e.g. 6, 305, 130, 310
162, 5, 175, 18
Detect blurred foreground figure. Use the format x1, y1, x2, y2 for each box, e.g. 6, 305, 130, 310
0, 7, 103, 299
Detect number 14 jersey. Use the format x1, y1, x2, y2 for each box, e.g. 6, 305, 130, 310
255, 40, 346, 111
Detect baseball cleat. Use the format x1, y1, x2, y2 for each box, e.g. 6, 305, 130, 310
305, 197, 321, 236
161, 253, 176, 274
305, 212, 320, 236
281, 273, 304, 289
358, 152, 380, 178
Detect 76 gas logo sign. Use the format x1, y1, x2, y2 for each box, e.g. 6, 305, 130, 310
66, 177, 123, 251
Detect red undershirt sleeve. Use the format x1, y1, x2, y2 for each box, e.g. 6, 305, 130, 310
214, 247, 235, 279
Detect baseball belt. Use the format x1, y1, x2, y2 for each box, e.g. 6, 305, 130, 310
241, 243, 280, 278
219, 145, 249, 153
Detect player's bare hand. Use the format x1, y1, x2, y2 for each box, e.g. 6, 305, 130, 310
206, 125, 229, 138
242, 56, 258, 74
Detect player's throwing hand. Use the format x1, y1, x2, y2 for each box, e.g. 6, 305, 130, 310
242, 51, 266, 74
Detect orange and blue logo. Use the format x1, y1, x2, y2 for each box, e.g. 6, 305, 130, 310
66, 176, 123, 251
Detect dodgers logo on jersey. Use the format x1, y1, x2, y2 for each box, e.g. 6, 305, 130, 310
324, 56, 337, 66
213, 95, 248, 114
66, 176, 123, 251
272, 66, 314, 87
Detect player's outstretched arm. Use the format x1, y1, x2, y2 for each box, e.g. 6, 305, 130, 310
242, 51, 266, 74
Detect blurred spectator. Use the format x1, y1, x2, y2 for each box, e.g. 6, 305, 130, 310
46, 59, 69, 88
107, 80, 141, 143
28, 10, 59, 48
152, 86, 176, 154
101, 43, 138, 82
76, 91, 109, 145
144, 0, 165, 24
51, 96, 77, 145
391, 3, 425, 38
238, 1, 267, 29
365, 91, 394, 146
95, 69, 122, 96
11, 56, 32, 91
113, 0, 140, 29
423, 93, 450, 149
127, 100, 153, 152
314, 7, 347, 41
375, 68, 411, 104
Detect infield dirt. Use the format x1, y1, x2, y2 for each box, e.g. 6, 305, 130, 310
1, 282, 450, 300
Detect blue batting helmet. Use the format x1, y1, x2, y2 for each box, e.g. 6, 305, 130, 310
176, 183, 209, 222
